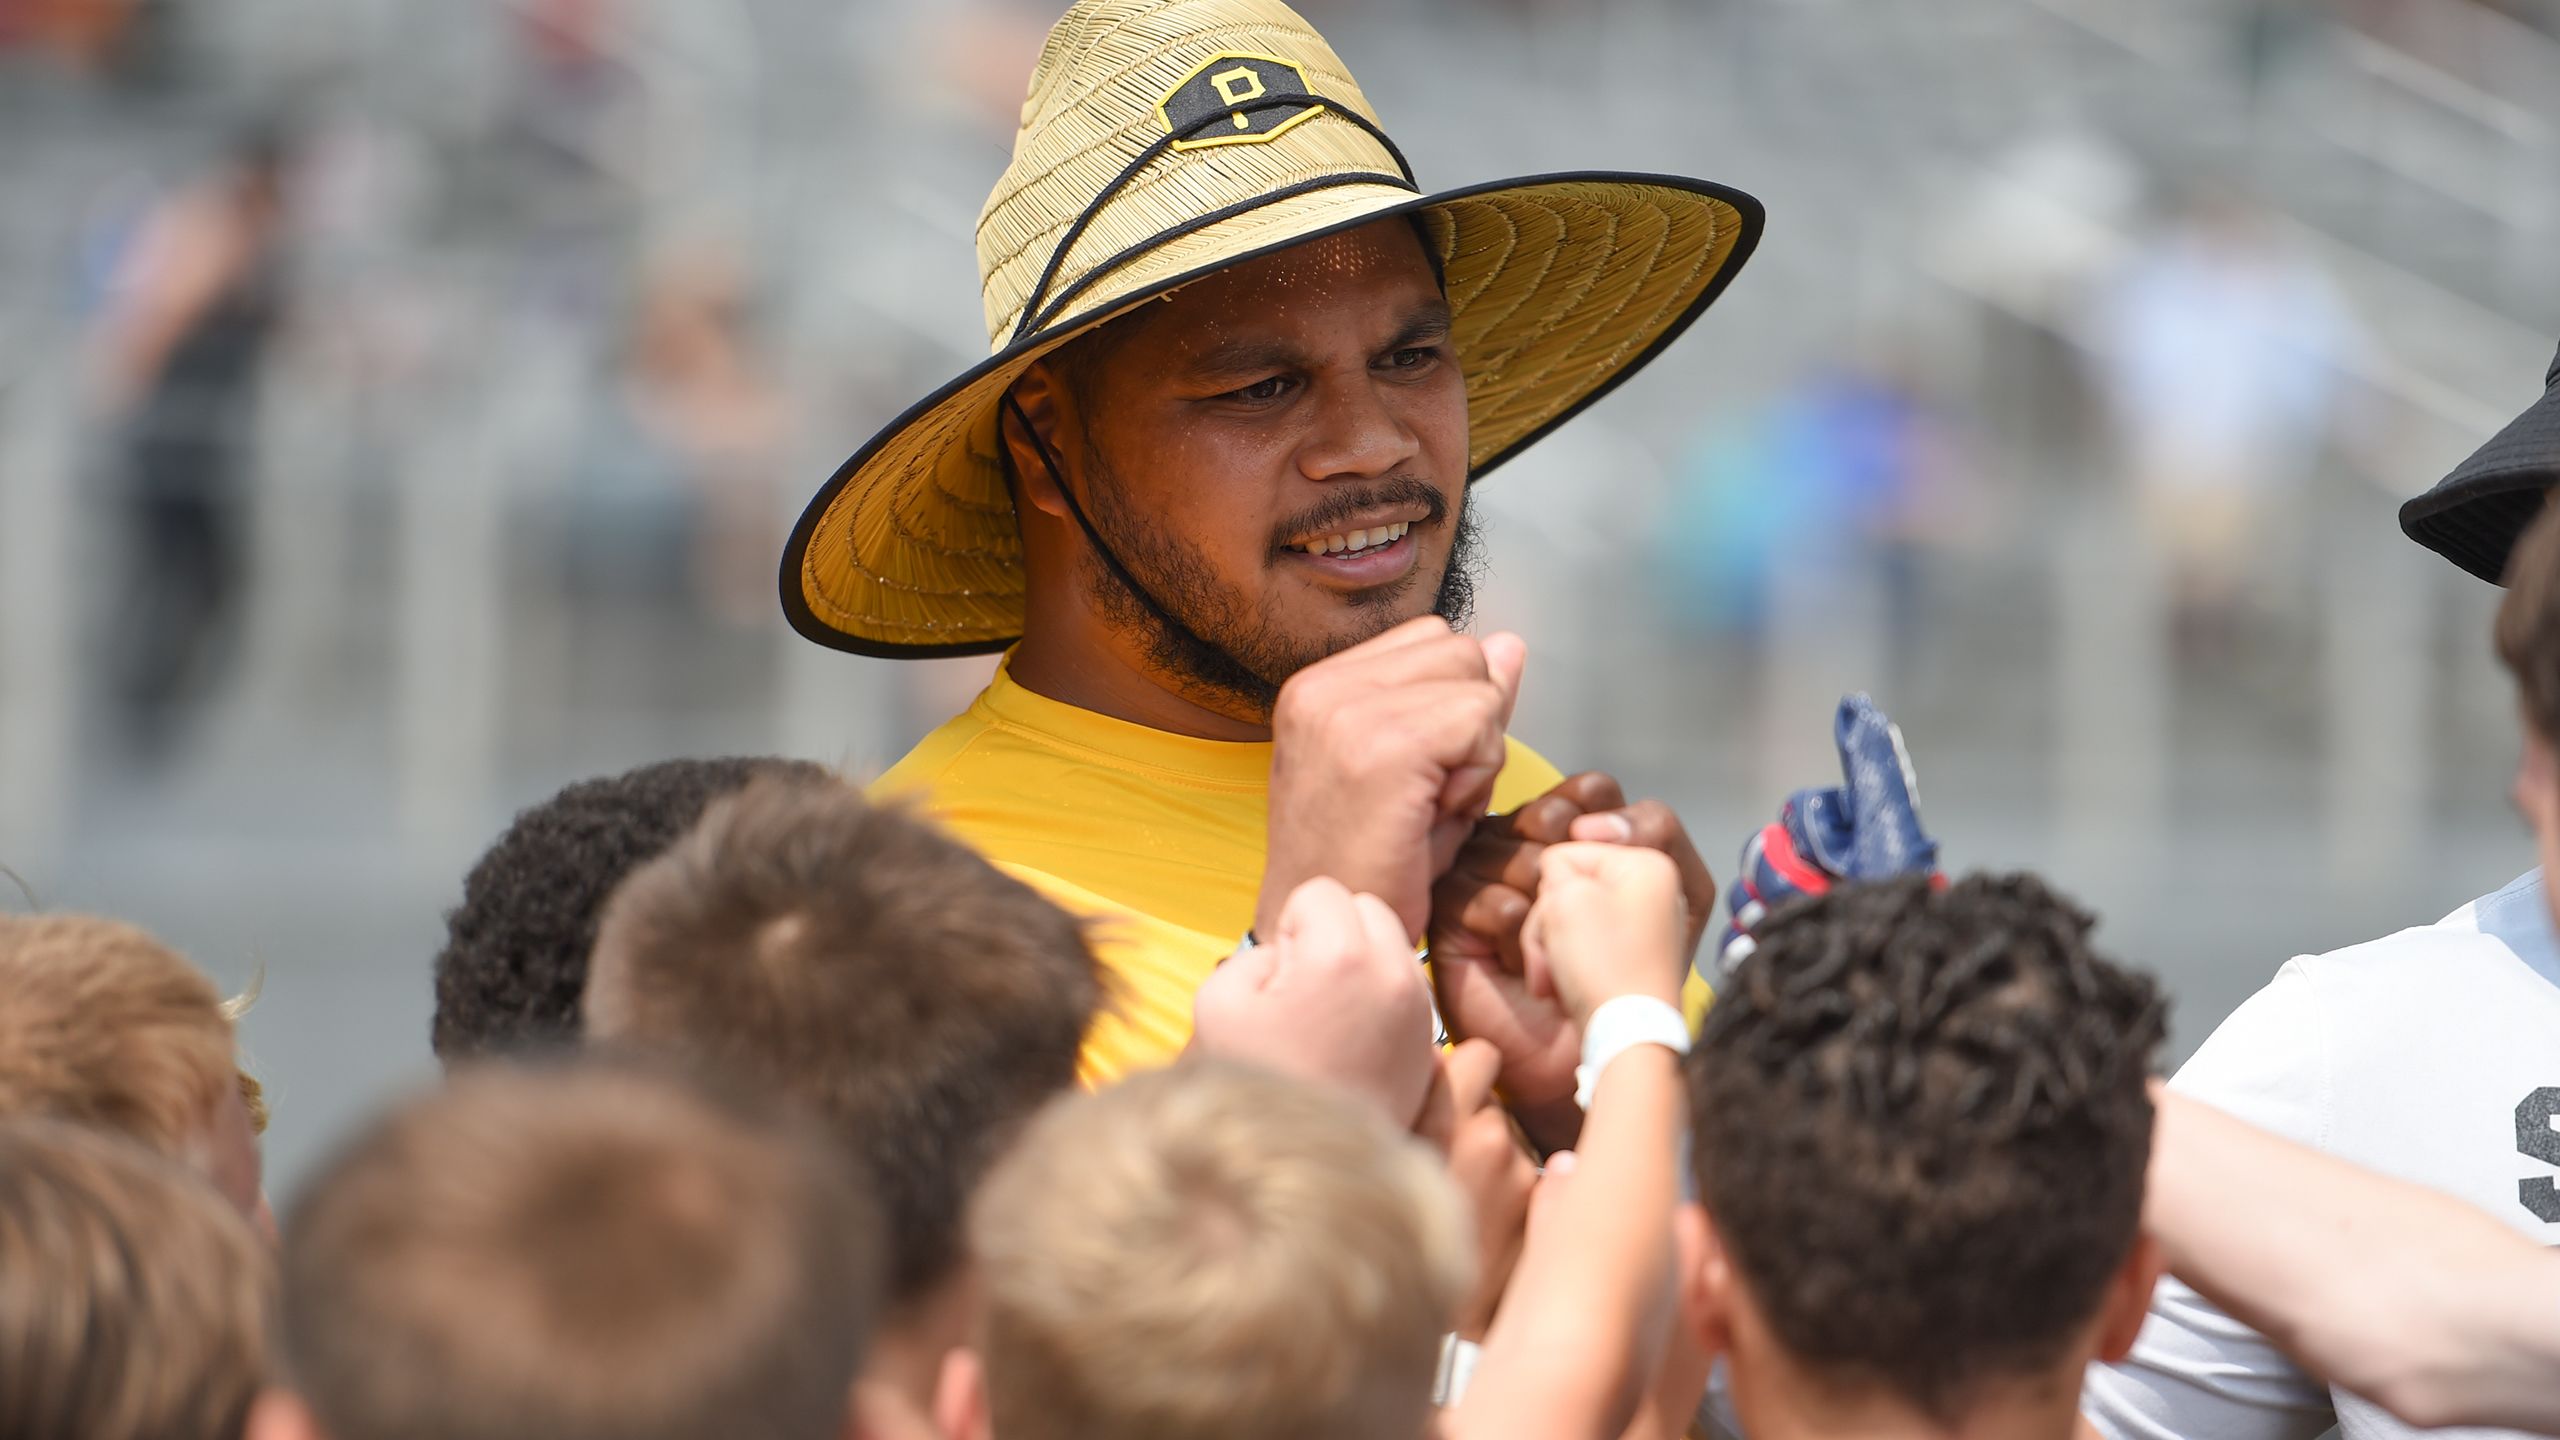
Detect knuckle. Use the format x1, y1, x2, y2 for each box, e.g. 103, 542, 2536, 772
1315, 706, 1370, 756
1451, 1114, 1509, 1165
1626, 798, 1676, 830
1275, 668, 1321, 712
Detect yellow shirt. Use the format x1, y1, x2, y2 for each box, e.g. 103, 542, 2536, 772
875, 653, 1703, 1082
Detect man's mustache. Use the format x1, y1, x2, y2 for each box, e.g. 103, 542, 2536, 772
1267, 476, 1450, 554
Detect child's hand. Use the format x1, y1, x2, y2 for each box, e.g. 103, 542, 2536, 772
1192, 875, 1438, 1127
1520, 843, 1687, 1027
1415, 1040, 1538, 1340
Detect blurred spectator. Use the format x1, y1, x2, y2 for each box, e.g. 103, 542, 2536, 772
0, 0, 147, 76
484, 0, 641, 324
0, 1119, 276, 1440
2087, 194, 2352, 660
1657, 356, 1960, 647
563, 242, 789, 625
88, 125, 291, 761
2234, 0, 2322, 111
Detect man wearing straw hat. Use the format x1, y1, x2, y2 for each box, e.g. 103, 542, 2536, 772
781, 0, 1761, 1108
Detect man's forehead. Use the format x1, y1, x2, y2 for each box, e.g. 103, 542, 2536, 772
1207, 222, 1436, 293
1121, 221, 1441, 353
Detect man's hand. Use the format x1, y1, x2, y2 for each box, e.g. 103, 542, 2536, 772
1521, 844, 1688, 1025
1427, 772, 1715, 1108
1717, 693, 1940, 974
1414, 1040, 1538, 1341
1257, 616, 1528, 941
1192, 876, 1438, 1127
1433, 773, 1716, 974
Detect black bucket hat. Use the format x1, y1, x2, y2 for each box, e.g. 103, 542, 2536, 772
2400, 341, 2560, 586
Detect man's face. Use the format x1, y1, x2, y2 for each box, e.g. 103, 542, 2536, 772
2515, 723, 2560, 938
1042, 218, 1476, 714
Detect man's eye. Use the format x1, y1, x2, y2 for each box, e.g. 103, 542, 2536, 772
1387, 346, 1438, 370
1228, 376, 1292, 403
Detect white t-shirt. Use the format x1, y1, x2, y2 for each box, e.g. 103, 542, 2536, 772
2083, 869, 2560, 1440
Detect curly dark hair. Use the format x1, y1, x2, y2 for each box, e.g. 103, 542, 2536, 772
430, 758, 829, 1063
1688, 872, 2166, 1422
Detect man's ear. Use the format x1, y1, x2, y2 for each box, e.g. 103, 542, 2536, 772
1674, 1201, 1730, 1361
932, 1344, 994, 1440
999, 366, 1073, 522
243, 1389, 327, 1440
2093, 1231, 2165, 1363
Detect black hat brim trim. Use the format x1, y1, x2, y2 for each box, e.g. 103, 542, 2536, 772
2400, 385, 2560, 586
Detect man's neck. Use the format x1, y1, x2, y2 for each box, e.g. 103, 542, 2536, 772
1009, 627, 1272, 742
1730, 1359, 2089, 1440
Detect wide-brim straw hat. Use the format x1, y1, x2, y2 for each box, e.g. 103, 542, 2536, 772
782, 0, 1765, 657
2401, 340, 2560, 585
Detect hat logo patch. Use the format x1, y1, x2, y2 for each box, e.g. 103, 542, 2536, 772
1157, 51, 1320, 150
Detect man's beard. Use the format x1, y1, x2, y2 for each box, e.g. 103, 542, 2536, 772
1078, 449, 1482, 721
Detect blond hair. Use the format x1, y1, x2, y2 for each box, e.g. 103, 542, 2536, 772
0, 914, 239, 1156
971, 1061, 1472, 1440
0, 1119, 275, 1440
279, 1061, 882, 1440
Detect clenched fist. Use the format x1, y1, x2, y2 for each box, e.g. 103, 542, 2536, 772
1521, 843, 1689, 1025
1256, 616, 1527, 941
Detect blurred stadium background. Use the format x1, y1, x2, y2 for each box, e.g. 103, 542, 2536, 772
4, 0, 2555, 1189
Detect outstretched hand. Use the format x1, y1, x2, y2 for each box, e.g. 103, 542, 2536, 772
1192, 875, 1439, 1127
1521, 843, 1688, 1026
1415, 1039, 1539, 1340
1718, 693, 1940, 973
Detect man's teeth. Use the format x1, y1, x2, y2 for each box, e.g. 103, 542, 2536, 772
1296, 521, 1411, 556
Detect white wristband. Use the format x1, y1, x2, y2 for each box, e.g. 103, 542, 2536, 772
1575, 994, 1691, 1110
1433, 1334, 1482, 1406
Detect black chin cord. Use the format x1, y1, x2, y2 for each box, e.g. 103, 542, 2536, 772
1000, 392, 1248, 682
992, 88, 1429, 692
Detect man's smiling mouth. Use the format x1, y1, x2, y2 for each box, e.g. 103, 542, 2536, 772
1289, 520, 1412, 557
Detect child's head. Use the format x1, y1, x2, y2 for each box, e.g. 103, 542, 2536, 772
584, 774, 1102, 1310
0, 914, 265, 1224
1686, 873, 2166, 1427
0, 1120, 275, 1440
259, 1062, 880, 1440
961, 1061, 1472, 1440
431, 756, 829, 1063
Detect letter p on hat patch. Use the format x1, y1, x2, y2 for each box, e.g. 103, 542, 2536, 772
1157, 51, 1319, 149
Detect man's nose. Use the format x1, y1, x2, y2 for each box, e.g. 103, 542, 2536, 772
1297, 372, 1420, 481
